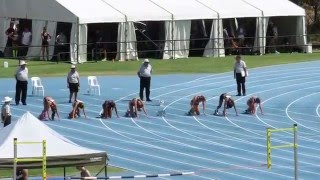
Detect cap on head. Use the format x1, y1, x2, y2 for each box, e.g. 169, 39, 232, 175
71, 65, 76, 69
144, 59, 149, 63
255, 98, 261, 103
20, 60, 27, 66
2, 96, 12, 103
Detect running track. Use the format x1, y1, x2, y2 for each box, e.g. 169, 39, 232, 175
1, 60, 320, 179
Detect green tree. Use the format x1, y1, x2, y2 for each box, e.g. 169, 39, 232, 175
303, 0, 320, 24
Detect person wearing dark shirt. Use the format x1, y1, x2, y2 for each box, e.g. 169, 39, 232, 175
41, 27, 51, 61
5, 22, 15, 57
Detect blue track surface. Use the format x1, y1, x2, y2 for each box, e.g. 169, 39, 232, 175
1, 60, 320, 179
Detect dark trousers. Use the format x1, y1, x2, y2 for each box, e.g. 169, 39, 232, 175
19, 45, 29, 57
236, 73, 246, 95
15, 80, 28, 104
139, 76, 151, 101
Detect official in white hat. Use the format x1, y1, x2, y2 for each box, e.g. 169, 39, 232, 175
67, 64, 80, 103
1, 96, 12, 127
137, 59, 152, 101
15, 59, 29, 105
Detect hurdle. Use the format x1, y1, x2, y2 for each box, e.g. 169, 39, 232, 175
267, 124, 298, 180
13, 138, 47, 180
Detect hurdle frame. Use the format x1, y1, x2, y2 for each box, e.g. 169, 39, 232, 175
13, 138, 47, 180
267, 124, 298, 180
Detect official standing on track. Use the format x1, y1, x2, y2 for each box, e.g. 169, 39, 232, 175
234, 55, 247, 96
15, 60, 28, 105
67, 65, 80, 103
137, 59, 152, 101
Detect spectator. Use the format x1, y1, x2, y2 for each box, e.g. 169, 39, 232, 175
15, 60, 28, 105
125, 98, 148, 118
20, 27, 32, 57
41, 27, 51, 61
16, 168, 28, 180
68, 100, 86, 119
137, 59, 152, 101
76, 166, 93, 179
38, 96, 60, 121
12, 28, 19, 58
237, 26, 246, 47
67, 65, 80, 103
1, 96, 12, 127
56, 32, 67, 60
93, 29, 107, 61
234, 55, 247, 96
187, 95, 206, 116
100, 100, 119, 119
5, 22, 15, 57
245, 96, 263, 115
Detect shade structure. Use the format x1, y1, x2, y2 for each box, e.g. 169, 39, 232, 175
0, 112, 108, 168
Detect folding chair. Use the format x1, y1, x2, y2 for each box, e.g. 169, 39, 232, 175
88, 76, 100, 96
31, 77, 44, 96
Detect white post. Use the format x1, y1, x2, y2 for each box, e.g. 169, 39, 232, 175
13, 138, 17, 180
293, 124, 298, 180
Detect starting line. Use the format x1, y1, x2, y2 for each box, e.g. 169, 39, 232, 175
68, 172, 195, 179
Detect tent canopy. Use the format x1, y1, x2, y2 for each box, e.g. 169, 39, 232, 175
0, 112, 107, 168
102, 0, 172, 21
56, 0, 125, 24
0, 0, 125, 24
243, 0, 305, 17
151, 0, 218, 20
198, 0, 262, 19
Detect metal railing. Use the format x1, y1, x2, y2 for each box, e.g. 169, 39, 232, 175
0, 34, 319, 62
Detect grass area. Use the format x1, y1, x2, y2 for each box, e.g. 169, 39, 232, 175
0, 53, 319, 78
0, 165, 123, 178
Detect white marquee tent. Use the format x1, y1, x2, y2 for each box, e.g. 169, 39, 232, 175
198, 0, 263, 57
244, 0, 307, 53
151, 0, 219, 59
0, 0, 306, 61
0, 112, 107, 168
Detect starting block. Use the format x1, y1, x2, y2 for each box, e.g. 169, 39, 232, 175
157, 108, 166, 116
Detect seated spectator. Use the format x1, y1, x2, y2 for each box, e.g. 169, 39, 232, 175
38, 96, 60, 120
100, 100, 119, 119
56, 32, 68, 60
125, 98, 147, 118
16, 168, 28, 180
68, 100, 86, 119
187, 95, 206, 116
245, 96, 263, 115
76, 166, 93, 179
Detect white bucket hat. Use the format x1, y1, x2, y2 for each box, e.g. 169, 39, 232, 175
20, 60, 27, 65
71, 65, 76, 69
144, 59, 150, 63
2, 96, 12, 102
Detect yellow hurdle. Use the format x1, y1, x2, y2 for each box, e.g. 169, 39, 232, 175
266, 124, 298, 180
13, 138, 47, 180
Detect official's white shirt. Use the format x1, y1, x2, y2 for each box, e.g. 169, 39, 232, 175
1, 104, 11, 116
15, 67, 28, 81
67, 71, 79, 83
234, 60, 246, 73
139, 64, 152, 77
21, 31, 32, 45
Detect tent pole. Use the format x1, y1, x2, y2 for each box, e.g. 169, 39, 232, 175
105, 163, 108, 177
76, 18, 80, 64
63, 167, 66, 178
13, 138, 17, 180
171, 16, 174, 59
217, 17, 220, 57
124, 16, 128, 61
